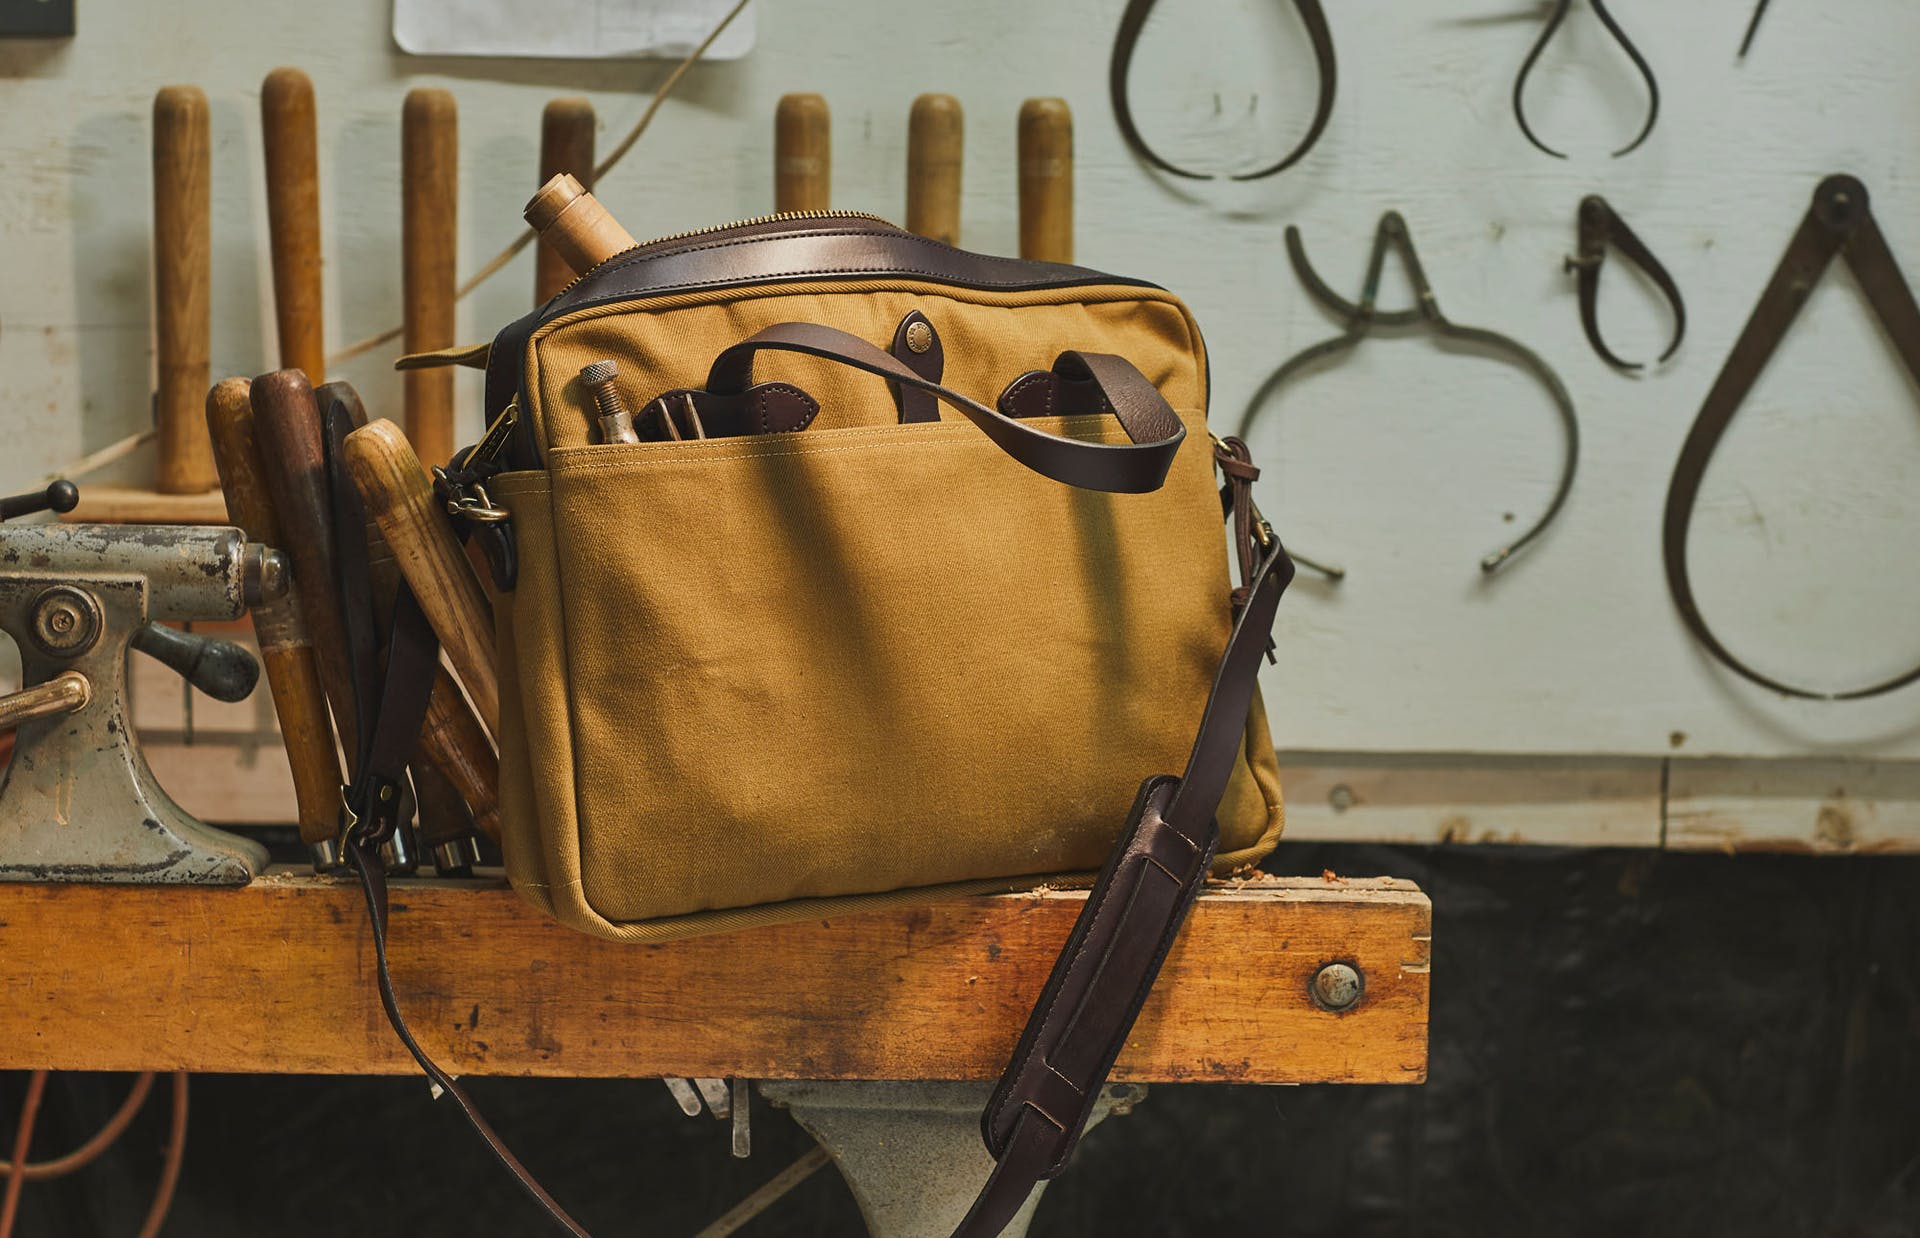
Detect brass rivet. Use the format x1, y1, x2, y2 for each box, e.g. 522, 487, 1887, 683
379, 785, 396, 802
905, 320, 933, 354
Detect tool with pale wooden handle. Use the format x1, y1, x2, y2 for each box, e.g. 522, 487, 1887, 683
320, 382, 499, 859
526, 173, 635, 276
250, 369, 415, 872
153, 85, 219, 494
342, 419, 500, 741
536, 98, 597, 304
402, 87, 458, 469
907, 93, 963, 246
262, 67, 325, 382
205, 377, 343, 869
774, 92, 830, 212
1018, 97, 1073, 264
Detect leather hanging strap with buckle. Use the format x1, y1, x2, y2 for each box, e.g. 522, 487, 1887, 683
1663, 173, 1920, 701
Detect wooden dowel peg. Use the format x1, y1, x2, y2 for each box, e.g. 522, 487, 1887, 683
774, 93, 830, 213
204, 377, 342, 854
1018, 98, 1073, 264
262, 67, 325, 383
402, 87, 458, 469
907, 94, 963, 246
153, 85, 218, 495
536, 98, 597, 303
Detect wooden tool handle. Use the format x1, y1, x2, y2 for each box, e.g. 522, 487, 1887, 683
205, 377, 342, 847
262, 68, 325, 383
342, 419, 499, 739
774, 93, 830, 213
153, 85, 218, 494
525, 173, 636, 279
907, 94, 963, 246
248, 369, 359, 763
420, 674, 501, 843
402, 87, 458, 469
535, 98, 597, 303
1017, 98, 1073, 264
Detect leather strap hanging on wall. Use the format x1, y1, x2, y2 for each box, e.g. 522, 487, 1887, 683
1663, 174, 1920, 701
334, 329, 1295, 1238
1108, 0, 1337, 181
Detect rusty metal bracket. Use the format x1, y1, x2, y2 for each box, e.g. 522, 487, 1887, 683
1565, 194, 1686, 371
1662, 173, 1920, 701
1237, 211, 1580, 580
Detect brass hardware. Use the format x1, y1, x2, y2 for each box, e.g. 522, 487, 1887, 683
905, 320, 934, 354
0, 671, 92, 731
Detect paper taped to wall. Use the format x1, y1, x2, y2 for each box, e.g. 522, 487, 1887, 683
394, 0, 755, 59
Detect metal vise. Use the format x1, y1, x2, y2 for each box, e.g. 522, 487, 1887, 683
0, 483, 288, 884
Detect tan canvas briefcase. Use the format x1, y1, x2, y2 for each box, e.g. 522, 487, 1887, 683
348, 209, 1297, 1237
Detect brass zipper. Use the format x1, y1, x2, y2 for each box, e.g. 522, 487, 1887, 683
553, 209, 897, 300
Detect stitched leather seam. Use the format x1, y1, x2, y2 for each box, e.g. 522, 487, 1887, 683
549, 417, 1133, 473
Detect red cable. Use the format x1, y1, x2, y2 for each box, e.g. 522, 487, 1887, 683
0, 1070, 48, 1238
0, 1072, 156, 1181
135, 1072, 187, 1238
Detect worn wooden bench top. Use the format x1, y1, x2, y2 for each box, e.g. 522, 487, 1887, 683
0, 872, 1429, 1084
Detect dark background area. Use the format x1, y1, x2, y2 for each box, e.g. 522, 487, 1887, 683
6, 842, 1918, 1236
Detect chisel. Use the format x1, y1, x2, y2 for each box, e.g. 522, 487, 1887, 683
907, 94, 963, 246
774, 93, 829, 213
153, 85, 219, 494
250, 369, 416, 872
205, 377, 344, 869
262, 67, 326, 383
321, 382, 500, 860
402, 87, 458, 469
1017, 98, 1073, 264
341, 419, 500, 741
535, 98, 596, 304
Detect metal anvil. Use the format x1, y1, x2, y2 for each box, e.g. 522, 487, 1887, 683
0, 520, 287, 884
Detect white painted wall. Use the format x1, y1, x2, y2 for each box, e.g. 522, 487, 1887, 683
3, 0, 1919, 763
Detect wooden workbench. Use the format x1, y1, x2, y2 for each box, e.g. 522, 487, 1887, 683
0, 873, 1429, 1084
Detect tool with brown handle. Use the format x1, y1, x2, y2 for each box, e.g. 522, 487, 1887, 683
1017, 98, 1073, 264
205, 377, 344, 869
907, 93, 963, 246
403, 87, 459, 469
774, 92, 830, 213
262, 67, 325, 382
526, 173, 636, 276
153, 85, 219, 494
250, 369, 415, 872
320, 382, 500, 858
342, 419, 500, 741
536, 98, 597, 304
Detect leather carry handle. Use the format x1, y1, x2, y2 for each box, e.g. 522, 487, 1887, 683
707, 321, 1186, 494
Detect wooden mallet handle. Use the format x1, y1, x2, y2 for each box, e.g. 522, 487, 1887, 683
262, 67, 325, 383
526, 173, 636, 278
1018, 98, 1073, 264
248, 369, 359, 763
342, 419, 499, 739
205, 377, 342, 848
153, 85, 218, 494
536, 98, 597, 303
402, 87, 458, 469
774, 93, 830, 213
907, 94, 963, 246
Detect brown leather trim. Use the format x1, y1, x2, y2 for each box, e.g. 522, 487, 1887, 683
636, 381, 819, 441
997, 369, 1115, 419
890, 310, 944, 424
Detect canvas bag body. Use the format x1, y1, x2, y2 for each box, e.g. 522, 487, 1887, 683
481, 222, 1285, 942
